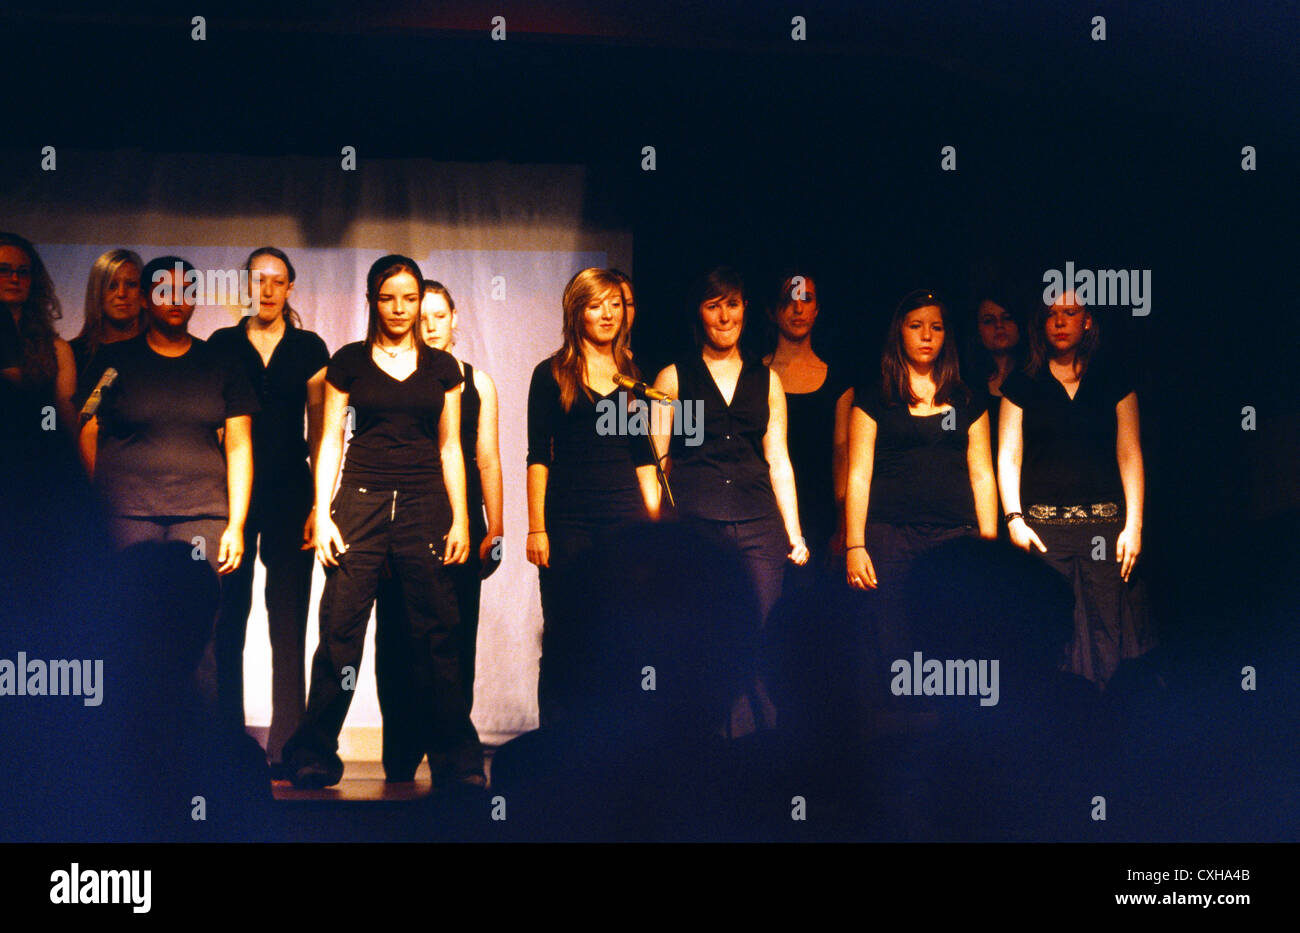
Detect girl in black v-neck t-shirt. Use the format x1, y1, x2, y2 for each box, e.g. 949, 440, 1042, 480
283, 255, 481, 789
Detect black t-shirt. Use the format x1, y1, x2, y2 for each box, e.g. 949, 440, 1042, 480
783, 364, 853, 548
526, 358, 654, 521
327, 342, 463, 491
90, 334, 260, 519
1000, 358, 1135, 505
669, 353, 778, 522
207, 319, 330, 498
853, 384, 988, 526
69, 335, 93, 384
0, 310, 20, 371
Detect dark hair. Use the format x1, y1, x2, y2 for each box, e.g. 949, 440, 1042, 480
965, 288, 1028, 383
880, 289, 970, 407
764, 268, 822, 354
0, 232, 61, 386
364, 254, 424, 351
689, 265, 745, 348
244, 246, 301, 328
1025, 293, 1101, 377
140, 255, 198, 307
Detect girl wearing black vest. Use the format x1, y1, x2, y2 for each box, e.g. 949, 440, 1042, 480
207, 247, 330, 774
374, 280, 504, 780
282, 254, 481, 789
997, 290, 1152, 687
526, 268, 661, 727
652, 266, 808, 736
845, 290, 998, 697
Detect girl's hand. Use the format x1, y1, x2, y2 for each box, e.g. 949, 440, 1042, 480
479, 532, 503, 579
301, 508, 315, 550
526, 531, 549, 568
315, 514, 347, 567
788, 535, 809, 566
217, 524, 245, 575
1008, 517, 1047, 554
444, 520, 470, 565
846, 547, 878, 590
1117, 525, 1141, 581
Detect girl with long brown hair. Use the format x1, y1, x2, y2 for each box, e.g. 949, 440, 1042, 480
844, 290, 997, 694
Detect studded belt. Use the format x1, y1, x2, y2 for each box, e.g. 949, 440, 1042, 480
1025, 501, 1120, 525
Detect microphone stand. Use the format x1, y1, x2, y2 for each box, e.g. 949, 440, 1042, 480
613, 374, 675, 510
644, 398, 675, 511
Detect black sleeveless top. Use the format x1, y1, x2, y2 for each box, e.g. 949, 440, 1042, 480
670, 353, 778, 522
460, 361, 487, 540
783, 364, 852, 551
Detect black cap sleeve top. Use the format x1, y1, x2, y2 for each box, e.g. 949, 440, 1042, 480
852, 383, 987, 526
999, 357, 1134, 505
92, 333, 261, 519
526, 358, 654, 521
327, 342, 463, 492
207, 320, 330, 499
669, 353, 779, 522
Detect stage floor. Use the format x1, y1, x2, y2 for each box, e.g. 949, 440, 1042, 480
272, 750, 498, 801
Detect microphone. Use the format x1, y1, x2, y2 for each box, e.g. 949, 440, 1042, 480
612, 372, 674, 402
79, 367, 119, 423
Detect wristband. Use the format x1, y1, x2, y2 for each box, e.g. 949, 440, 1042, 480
846, 545, 865, 552
1004, 512, 1024, 524
527, 530, 546, 536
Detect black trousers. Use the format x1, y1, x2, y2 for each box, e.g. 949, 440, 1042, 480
860, 521, 978, 710
216, 490, 315, 762
374, 516, 485, 779
107, 514, 228, 724
535, 516, 616, 728
683, 512, 789, 737
284, 483, 481, 778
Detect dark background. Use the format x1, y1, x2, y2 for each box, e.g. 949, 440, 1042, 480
2, 0, 1296, 661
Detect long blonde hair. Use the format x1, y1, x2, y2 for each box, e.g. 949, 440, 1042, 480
551, 268, 639, 411
76, 248, 144, 363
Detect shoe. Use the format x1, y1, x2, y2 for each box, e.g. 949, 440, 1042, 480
292, 758, 343, 789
